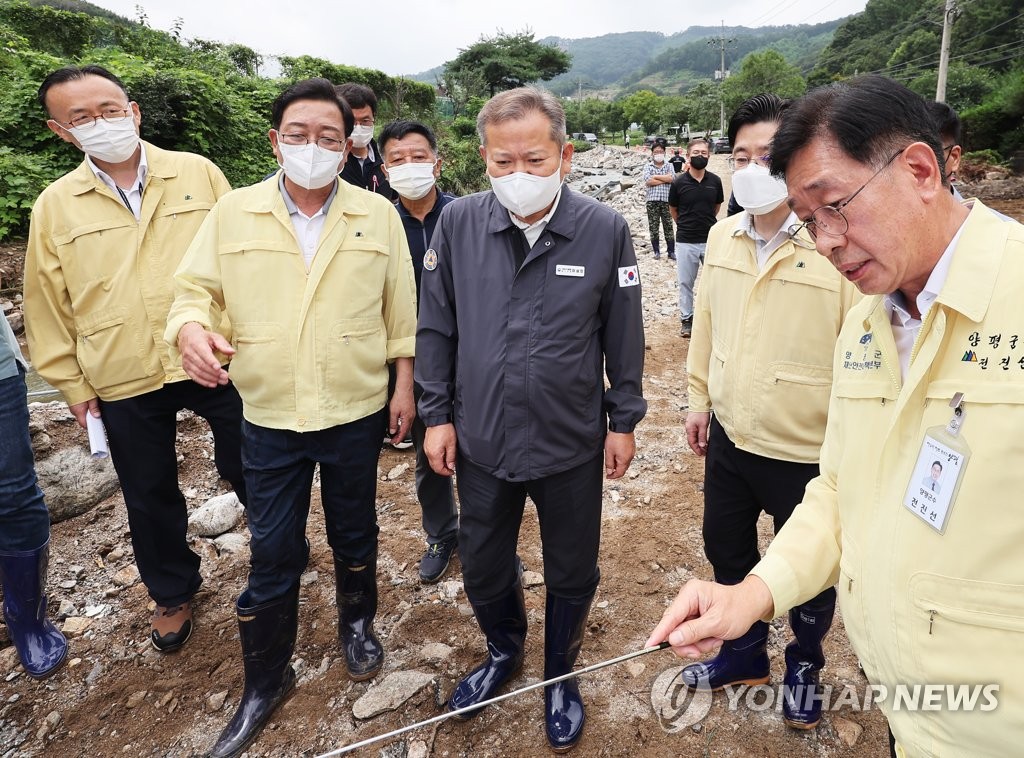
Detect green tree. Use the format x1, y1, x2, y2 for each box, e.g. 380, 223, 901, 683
444, 30, 571, 97
908, 61, 996, 114
682, 81, 720, 137
660, 95, 689, 139
720, 49, 806, 114
602, 100, 630, 138
621, 89, 662, 135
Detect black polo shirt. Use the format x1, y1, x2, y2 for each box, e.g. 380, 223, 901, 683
668, 170, 724, 244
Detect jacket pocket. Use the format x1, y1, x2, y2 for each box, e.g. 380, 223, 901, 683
75, 308, 153, 392
908, 572, 1024, 685
754, 361, 833, 449
837, 546, 878, 680
230, 322, 293, 412
325, 317, 386, 406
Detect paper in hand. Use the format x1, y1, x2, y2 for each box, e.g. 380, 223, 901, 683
86, 413, 109, 459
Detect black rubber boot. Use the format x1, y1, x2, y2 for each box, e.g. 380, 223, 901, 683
782, 589, 836, 730
448, 582, 528, 719
544, 592, 594, 753
0, 540, 68, 679
681, 620, 770, 690
335, 551, 384, 681
209, 586, 299, 758
652, 240, 661, 259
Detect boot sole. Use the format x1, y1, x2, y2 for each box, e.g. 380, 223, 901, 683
151, 620, 193, 653
211, 671, 296, 758
24, 646, 69, 680
784, 716, 821, 731
348, 652, 384, 682
687, 675, 770, 692
548, 722, 584, 753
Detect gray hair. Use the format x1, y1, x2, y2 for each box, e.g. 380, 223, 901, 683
477, 87, 567, 147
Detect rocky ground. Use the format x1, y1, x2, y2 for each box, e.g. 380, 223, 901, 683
1, 152, 1021, 758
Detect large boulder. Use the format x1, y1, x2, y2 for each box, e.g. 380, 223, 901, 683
35, 447, 121, 523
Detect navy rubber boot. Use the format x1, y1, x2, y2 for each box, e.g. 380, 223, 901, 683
544, 592, 594, 753
652, 240, 661, 260
448, 582, 528, 719
210, 585, 299, 758
681, 620, 770, 690
0, 540, 68, 679
335, 551, 384, 681
782, 590, 836, 730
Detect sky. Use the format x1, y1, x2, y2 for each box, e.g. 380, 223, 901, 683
90, 0, 871, 77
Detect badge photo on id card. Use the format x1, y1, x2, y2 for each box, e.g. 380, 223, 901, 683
902, 394, 970, 534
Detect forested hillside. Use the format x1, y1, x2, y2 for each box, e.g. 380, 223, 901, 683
810, 0, 1023, 154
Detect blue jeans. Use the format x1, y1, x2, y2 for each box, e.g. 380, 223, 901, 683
241, 408, 385, 604
0, 369, 50, 551
675, 242, 706, 321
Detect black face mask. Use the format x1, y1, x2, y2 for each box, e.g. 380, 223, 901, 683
689, 155, 708, 170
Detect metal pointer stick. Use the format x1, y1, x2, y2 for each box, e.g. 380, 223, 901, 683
316, 641, 672, 757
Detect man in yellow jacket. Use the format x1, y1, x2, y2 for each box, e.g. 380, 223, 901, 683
650, 75, 1024, 756
165, 78, 417, 758
682, 93, 860, 729
23, 65, 245, 653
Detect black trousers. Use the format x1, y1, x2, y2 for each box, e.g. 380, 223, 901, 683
456, 453, 603, 604
241, 409, 385, 604
100, 379, 245, 606
702, 415, 820, 582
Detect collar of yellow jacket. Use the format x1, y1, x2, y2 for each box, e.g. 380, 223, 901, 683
65, 140, 176, 196
863, 198, 1009, 327
246, 171, 371, 219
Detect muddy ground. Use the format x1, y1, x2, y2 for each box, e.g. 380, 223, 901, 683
1, 158, 1021, 758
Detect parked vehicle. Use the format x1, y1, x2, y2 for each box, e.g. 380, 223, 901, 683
571, 132, 599, 144
643, 135, 668, 148
711, 137, 732, 154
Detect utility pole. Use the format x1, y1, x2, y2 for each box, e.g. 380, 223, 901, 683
707, 21, 734, 134
936, 0, 959, 102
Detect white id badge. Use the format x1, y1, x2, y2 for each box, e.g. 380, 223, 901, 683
902, 393, 970, 534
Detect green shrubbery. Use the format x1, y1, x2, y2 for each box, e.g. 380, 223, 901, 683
0, 0, 436, 240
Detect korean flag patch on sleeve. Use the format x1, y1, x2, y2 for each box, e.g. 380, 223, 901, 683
617, 265, 640, 287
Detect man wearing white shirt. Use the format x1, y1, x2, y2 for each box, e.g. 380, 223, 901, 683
681, 94, 861, 730
23, 65, 245, 654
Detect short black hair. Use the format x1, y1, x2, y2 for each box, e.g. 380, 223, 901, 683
38, 65, 128, 112
652, 138, 667, 151
771, 75, 946, 186
728, 93, 788, 148
926, 100, 961, 146
335, 83, 378, 115
272, 78, 354, 137
378, 120, 438, 155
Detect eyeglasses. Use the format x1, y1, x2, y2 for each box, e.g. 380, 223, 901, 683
942, 144, 958, 159
789, 148, 905, 240
277, 131, 346, 152
728, 154, 771, 171
355, 117, 375, 127
63, 106, 132, 130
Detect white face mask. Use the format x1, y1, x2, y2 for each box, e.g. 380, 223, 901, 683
70, 116, 140, 164
277, 141, 344, 190
386, 161, 437, 200
731, 162, 788, 216
350, 124, 374, 149
488, 165, 564, 219
653, 153, 665, 163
